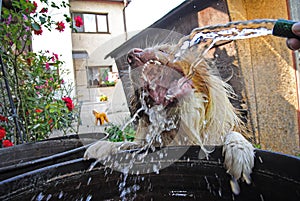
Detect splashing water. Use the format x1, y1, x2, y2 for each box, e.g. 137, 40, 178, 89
175, 19, 277, 79
102, 18, 279, 172
91, 19, 283, 200
122, 19, 279, 157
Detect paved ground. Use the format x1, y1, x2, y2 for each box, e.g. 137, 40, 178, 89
77, 81, 131, 135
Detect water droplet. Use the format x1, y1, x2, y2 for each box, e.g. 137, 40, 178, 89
36, 192, 44, 201
86, 195, 92, 201
258, 156, 263, 163
46, 194, 52, 201
153, 164, 159, 174
159, 152, 164, 159
58, 191, 64, 199
76, 182, 82, 189
87, 177, 92, 185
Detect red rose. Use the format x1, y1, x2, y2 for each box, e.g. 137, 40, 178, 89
26, 58, 32, 66
74, 16, 83, 27
39, 8, 48, 13
0, 115, 8, 122
26, 1, 38, 14
35, 109, 43, 113
33, 28, 43, 35
2, 139, 14, 147
55, 21, 65, 32
0, 127, 6, 140
32, 1, 38, 13
52, 53, 59, 61
62, 97, 74, 111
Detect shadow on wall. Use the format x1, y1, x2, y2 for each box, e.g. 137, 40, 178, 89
205, 45, 299, 155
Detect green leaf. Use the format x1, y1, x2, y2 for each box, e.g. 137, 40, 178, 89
51, 2, 60, 9
39, 16, 46, 24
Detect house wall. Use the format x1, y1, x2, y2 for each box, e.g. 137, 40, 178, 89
227, 0, 300, 155
32, 0, 75, 97
70, 0, 126, 102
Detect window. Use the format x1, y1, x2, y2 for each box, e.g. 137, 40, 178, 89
72, 13, 109, 33
87, 66, 116, 87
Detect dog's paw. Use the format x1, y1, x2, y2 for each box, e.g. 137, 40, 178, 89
84, 141, 138, 160
222, 131, 255, 195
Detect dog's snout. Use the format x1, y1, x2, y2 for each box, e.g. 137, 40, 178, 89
132, 48, 143, 54
127, 48, 144, 67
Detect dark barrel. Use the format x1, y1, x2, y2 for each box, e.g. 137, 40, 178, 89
0, 146, 299, 201
0, 133, 107, 181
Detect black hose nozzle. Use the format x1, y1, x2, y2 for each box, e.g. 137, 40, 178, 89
273, 19, 300, 40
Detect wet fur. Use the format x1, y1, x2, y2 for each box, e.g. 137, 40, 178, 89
85, 44, 254, 195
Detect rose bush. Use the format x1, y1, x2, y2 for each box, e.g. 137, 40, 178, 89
0, 0, 83, 145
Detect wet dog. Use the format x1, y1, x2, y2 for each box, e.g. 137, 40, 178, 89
85, 42, 254, 195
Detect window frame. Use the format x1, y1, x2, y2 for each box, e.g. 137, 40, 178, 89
72, 12, 110, 34
86, 66, 114, 88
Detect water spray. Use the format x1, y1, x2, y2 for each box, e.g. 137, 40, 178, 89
176, 19, 300, 80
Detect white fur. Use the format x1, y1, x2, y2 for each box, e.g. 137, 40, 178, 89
84, 45, 255, 195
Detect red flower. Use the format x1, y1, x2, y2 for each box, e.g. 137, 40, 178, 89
26, 1, 38, 13
39, 8, 48, 13
74, 16, 83, 27
45, 62, 50, 70
26, 58, 32, 66
2, 139, 14, 147
35, 109, 43, 113
0, 127, 6, 140
52, 53, 59, 61
56, 21, 65, 32
33, 28, 43, 35
32, 1, 38, 13
62, 97, 74, 111
0, 115, 8, 122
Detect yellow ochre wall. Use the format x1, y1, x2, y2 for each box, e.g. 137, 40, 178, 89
227, 0, 300, 155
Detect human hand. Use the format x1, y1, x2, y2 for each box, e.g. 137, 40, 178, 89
286, 22, 300, 50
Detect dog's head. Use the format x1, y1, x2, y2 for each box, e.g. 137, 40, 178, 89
92, 109, 98, 116
127, 44, 211, 108
126, 43, 241, 143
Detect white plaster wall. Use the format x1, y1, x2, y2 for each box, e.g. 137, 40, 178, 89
70, 0, 127, 102
31, 0, 75, 97
70, 1, 126, 68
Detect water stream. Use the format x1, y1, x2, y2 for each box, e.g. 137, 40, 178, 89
176, 19, 277, 78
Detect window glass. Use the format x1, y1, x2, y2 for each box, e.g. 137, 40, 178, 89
72, 13, 109, 33
83, 14, 96, 32
87, 66, 114, 87
97, 15, 108, 32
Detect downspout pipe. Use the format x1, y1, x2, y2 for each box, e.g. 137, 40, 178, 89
123, 0, 130, 41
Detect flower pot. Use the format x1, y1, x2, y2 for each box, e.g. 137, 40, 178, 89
0, 146, 299, 201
